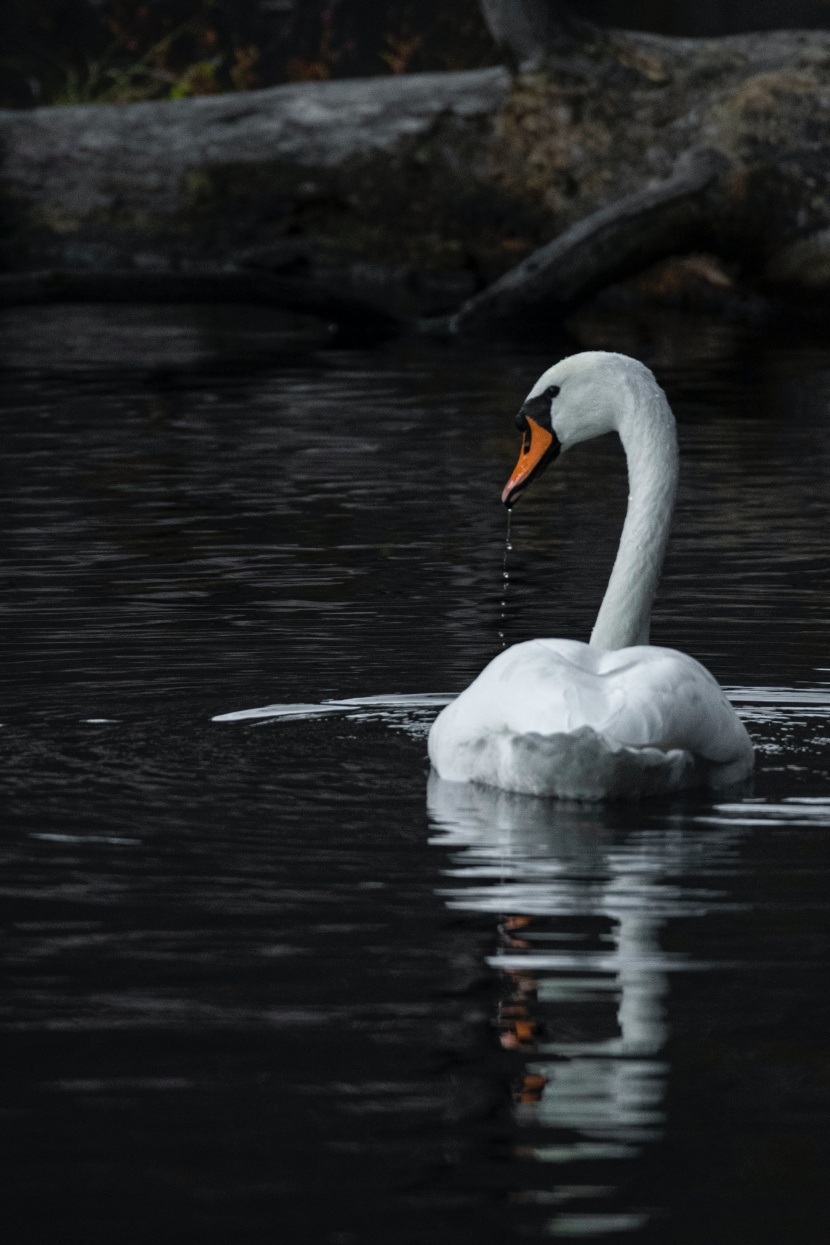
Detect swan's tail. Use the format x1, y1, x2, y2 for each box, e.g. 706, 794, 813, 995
440, 726, 698, 801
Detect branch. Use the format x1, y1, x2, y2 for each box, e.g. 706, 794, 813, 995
454, 150, 731, 336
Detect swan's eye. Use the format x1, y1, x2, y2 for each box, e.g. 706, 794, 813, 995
515, 384, 561, 433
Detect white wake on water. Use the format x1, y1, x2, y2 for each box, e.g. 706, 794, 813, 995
211, 693, 455, 738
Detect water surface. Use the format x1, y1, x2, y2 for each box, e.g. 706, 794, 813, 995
1, 304, 829, 1243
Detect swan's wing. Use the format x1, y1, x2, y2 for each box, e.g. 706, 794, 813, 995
599, 645, 753, 768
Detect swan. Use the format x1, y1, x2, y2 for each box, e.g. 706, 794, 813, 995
428, 350, 754, 801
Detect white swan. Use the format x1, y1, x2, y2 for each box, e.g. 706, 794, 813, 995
428, 351, 754, 801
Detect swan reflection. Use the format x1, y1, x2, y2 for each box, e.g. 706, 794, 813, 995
427, 775, 740, 1236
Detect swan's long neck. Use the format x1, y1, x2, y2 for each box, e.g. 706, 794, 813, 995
589, 381, 678, 650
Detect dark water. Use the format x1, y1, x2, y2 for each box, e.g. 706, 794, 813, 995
1, 303, 829, 1244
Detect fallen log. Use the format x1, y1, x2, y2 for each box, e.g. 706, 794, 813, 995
0, 67, 511, 302
5, 25, 830, 332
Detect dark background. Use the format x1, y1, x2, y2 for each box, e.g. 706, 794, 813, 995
5, 0, 830, 109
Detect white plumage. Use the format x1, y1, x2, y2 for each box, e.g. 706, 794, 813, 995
428, 351, 754, 801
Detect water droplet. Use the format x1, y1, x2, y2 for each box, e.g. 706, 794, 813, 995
499, 511, 512, 650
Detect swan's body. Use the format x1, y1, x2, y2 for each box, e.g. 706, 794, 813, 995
428, 351, 753, 801
429, 637, 751, 800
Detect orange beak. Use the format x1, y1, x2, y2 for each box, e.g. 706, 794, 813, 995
501, 416, 559, 508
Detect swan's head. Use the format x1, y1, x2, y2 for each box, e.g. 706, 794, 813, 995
502, 351, 658, 507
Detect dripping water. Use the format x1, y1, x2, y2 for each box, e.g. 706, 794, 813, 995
498, 508, 513, 650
